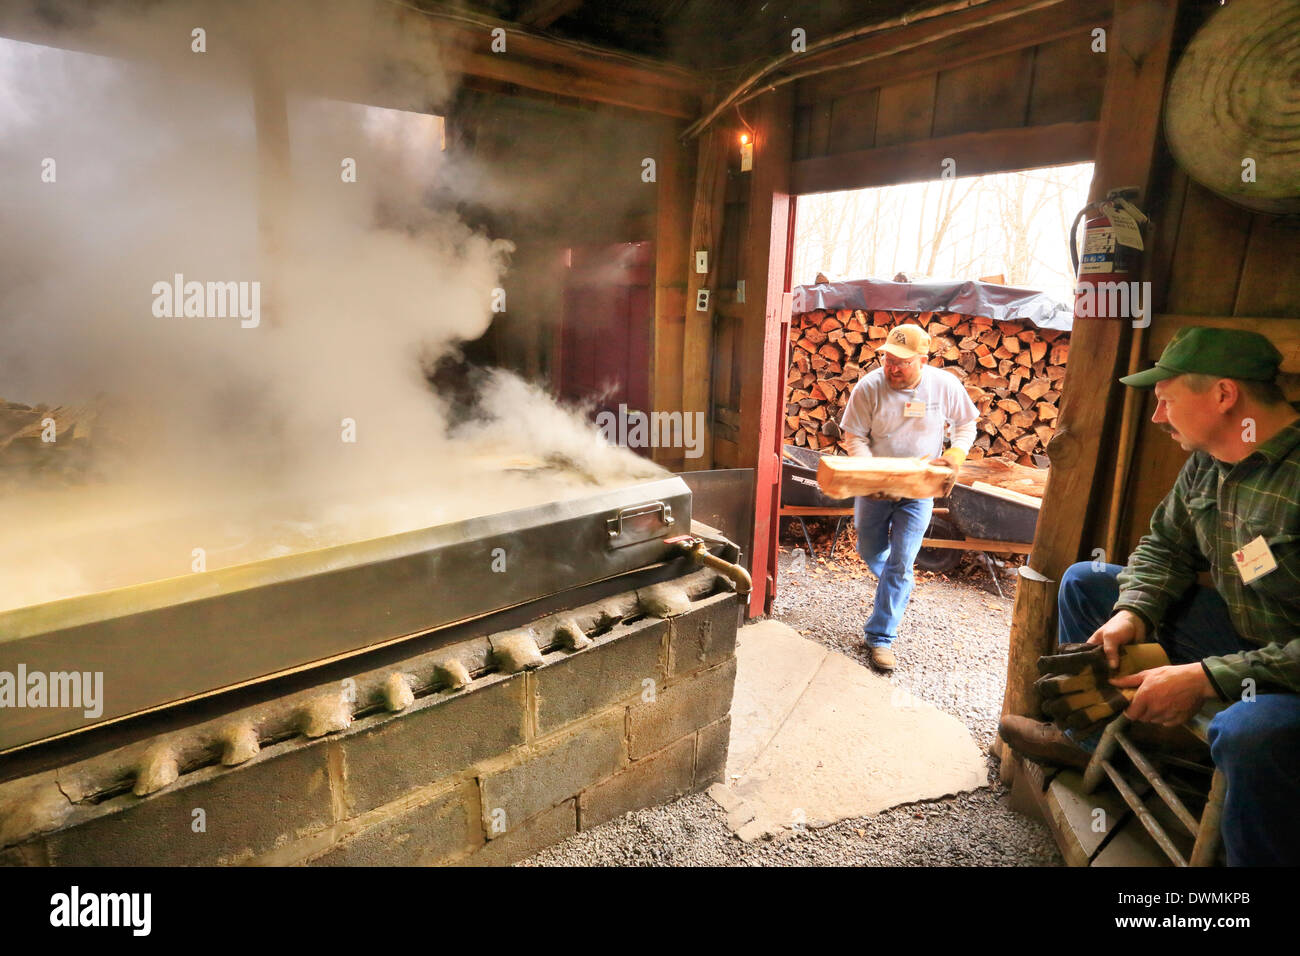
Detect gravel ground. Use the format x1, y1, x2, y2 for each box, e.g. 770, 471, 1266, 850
774, 524, 1018, 755
523, 521, 1062, 866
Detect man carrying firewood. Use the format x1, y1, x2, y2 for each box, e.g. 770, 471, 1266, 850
999, 326, 1300, 866
840, 323, 979, 671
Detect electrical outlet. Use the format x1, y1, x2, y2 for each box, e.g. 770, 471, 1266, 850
696, 289, 710, 312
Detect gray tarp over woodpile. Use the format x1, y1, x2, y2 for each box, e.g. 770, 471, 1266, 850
792, 279, 1074, 332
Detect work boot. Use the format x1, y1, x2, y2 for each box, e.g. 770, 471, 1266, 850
869, 646, 896, 671
998, 715, 1090, 770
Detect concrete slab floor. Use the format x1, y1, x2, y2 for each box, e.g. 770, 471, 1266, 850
712, 620, 987, 841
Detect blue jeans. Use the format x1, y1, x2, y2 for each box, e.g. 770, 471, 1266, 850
1057, 561, 1300, 866
854, 495, 933, 648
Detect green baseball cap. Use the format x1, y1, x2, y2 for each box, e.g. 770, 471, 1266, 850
1119, 326, 1283, 388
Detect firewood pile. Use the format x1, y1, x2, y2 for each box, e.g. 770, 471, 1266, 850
0, 399, 98, 487
785, 308, 1070, 465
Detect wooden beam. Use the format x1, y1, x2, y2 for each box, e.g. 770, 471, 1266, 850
0, 4, 706, 120
921, 538, 1034, 554
681, 124, 732, 471
441, 48, 702, 119
515, 0, 586, 29
1000, 0, 1181, 731
409, 9, 706, 119
792, 121, 1098, 194
651, 118, 695, 469
742, 87, 796, 616
252, 57, 290, 327
795, 0, 1112, 106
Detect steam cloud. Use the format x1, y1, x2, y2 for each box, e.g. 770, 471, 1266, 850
0, 0, 664, 610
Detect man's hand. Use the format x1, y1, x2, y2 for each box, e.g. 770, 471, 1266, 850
1111, 663, 1217, 727
928, 456, 957, 496
1086, 610, 1146, 670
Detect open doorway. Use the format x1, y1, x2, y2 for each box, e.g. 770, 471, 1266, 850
771, 161, 1094, 794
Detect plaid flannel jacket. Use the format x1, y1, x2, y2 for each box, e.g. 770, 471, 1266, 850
1114, 418, 1300, 697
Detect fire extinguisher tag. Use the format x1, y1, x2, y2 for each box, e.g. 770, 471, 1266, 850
1107, 207, 1145, 251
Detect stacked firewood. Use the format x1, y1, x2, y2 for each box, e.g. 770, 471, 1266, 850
785, 309, 1070, 465
0, 399, 98, 487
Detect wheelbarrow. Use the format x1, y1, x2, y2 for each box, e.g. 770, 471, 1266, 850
916, 480, 1040, 595
779, 444, 855, 559
781, 444, 1041, 586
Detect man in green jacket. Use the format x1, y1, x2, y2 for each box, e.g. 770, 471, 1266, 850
1000, 326, 1300, 866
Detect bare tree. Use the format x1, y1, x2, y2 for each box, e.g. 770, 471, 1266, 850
792, 163, 1092, 299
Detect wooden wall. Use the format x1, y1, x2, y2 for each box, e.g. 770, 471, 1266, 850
447, 90, 666, 389
790, 0, 1109, 192
1116, 173, 1300, 556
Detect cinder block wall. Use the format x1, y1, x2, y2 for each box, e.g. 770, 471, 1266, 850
0, 578, 739, 867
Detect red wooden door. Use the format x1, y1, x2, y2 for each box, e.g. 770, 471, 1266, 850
555, 241, 653, 428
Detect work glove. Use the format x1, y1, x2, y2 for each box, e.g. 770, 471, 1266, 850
928, 456, 959, 497
1034, 642, 1170, 736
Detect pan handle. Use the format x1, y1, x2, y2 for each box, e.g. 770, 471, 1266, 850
606, 501, 674, 547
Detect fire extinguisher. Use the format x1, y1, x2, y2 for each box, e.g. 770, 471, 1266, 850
1069, 187, 1148, 320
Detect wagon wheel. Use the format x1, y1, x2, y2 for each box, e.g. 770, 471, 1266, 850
915, 514, 963, 573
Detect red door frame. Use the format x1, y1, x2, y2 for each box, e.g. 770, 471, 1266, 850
748, 194, 796, 617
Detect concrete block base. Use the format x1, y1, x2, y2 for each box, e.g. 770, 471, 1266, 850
0, 574, 739, 867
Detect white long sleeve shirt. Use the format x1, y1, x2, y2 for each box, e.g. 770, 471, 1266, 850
839, 365, 979, 458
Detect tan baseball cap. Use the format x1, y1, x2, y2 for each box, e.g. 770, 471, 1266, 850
877, 323, 930, 360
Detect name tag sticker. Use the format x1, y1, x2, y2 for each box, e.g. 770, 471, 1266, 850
1233, 535, 1278, 584
903, 401, 926, 418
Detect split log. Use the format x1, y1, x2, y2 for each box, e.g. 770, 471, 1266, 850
817, 456, 953, 500
957, 457, 1047, 497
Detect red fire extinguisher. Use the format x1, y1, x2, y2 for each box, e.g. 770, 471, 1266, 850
1069, 187, 1148, 320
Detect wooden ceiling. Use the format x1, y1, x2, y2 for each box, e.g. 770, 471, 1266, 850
419, 0, 963, 71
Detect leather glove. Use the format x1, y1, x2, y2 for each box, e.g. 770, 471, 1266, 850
1034, 642, 1170, 735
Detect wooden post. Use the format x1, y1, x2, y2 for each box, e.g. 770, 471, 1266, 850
743, 87, 795, 616
652, 119, 695, 471
998, 565, 1056, 783
682, 124, 731, 471
1104, 322, 1150, 558
252, 58, 289, 327
998, 0, 1181, 740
